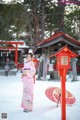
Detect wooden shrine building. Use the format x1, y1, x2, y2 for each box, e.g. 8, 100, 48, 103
35, 31, 80, 80
36, 31, 80, 54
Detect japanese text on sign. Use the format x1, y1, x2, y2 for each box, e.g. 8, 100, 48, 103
61, 56, 68, 65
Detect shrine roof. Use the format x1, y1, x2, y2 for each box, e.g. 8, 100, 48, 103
37, 32, 80, 47
49, 46, 78, 58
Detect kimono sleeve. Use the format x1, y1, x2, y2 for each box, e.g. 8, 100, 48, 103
30, 62, 36, 77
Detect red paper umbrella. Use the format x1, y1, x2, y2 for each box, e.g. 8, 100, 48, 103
45, 87, 76, 105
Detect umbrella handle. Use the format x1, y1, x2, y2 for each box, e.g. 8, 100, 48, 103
56, 94, 61, 107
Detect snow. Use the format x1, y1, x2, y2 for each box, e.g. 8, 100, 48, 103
0, 73, 80, 120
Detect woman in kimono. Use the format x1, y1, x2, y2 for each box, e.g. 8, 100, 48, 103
21, 53, 36, 112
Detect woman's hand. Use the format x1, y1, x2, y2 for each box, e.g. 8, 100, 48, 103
21, 72, 27, 78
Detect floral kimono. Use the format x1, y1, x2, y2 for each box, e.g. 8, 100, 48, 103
21, 61, 36, 111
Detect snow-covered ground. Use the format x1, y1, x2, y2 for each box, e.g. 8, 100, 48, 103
0, 72, 80, 120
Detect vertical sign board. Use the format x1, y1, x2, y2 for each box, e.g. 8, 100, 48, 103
56, 53, 70, 70
59, 55, 69, 120
57, 54, 69, 120
49, 46, 78, 120
61, 56, 68, 65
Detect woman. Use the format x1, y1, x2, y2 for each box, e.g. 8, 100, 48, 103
21, 53, 36, 112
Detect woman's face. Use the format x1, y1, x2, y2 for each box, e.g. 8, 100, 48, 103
27, 54, 32, 61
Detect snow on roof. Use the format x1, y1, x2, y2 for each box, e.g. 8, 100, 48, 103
18, 44, 29, 48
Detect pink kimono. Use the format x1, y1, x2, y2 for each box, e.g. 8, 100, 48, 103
21, 61, 36, 111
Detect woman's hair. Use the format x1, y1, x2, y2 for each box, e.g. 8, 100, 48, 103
27, 53, 33, 58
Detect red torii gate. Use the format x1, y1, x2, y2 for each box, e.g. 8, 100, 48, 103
0, 41, 24, 65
